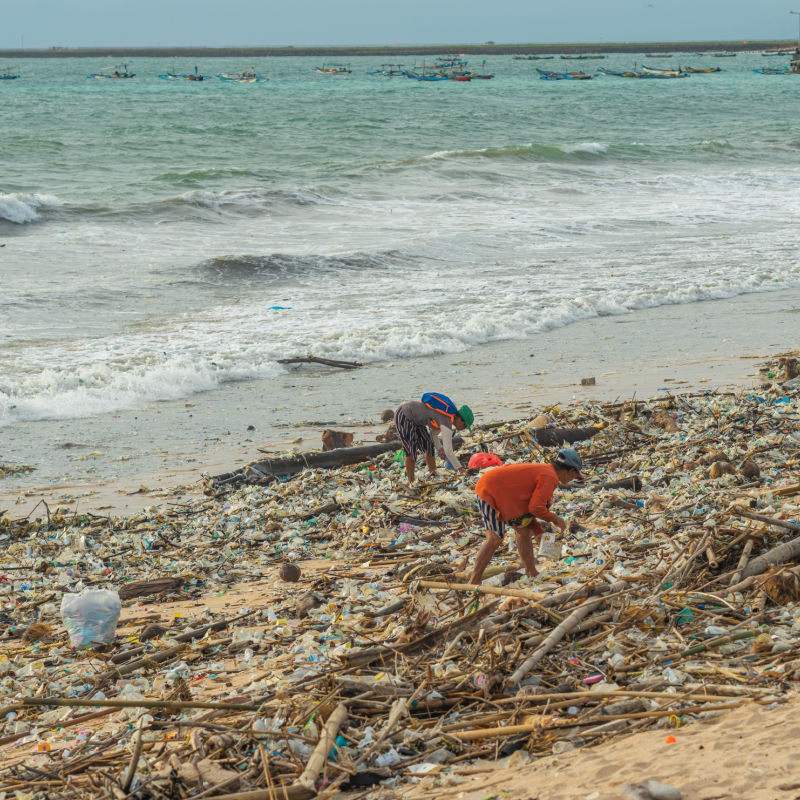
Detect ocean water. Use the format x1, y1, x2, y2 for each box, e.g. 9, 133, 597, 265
2, 53, 800, 430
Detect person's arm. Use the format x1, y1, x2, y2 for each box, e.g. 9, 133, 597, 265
438, 425, 462, 470
528, 474, 558, 522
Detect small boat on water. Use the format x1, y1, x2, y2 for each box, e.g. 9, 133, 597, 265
597, 66, 640, 78
88, 63, 135, 79
513, 55, 554, 60
366, 63, 406, 76
645, 53, 673, 58
683, 66, 721, 73
537, 68, 593, 80
761, 49, 794, 56
713, 52, 737, 57
316, 63, 351, 74
641, 64, 685, 76
753, 66, 791, 74
561, 54, 605, 60
158, 66, 205, 81
217, 67, 267, 83
1, 66, 20, 80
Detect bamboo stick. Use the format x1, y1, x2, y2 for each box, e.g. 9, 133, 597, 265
295, 703, 348, 792
452, 701, 747, 740
508, 596, 606, 685
0, 697, 264, 716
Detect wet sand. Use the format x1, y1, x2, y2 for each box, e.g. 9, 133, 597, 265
2, 286, 798, 518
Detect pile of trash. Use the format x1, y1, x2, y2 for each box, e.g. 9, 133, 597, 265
0, 354, 799, 799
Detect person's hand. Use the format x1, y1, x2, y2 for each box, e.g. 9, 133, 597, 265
554, 517, 567, 535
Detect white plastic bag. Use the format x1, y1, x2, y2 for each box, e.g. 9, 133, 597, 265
60, 589, 121, 647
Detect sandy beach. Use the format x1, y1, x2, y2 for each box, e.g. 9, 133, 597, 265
3, 286, 799, 518
1, 341, 799, 799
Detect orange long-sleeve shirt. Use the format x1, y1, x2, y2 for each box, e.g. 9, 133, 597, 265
475, 463, 559, 522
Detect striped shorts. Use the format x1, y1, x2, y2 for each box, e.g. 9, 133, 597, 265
476, 496, 506, 540
394, 408, 434, 460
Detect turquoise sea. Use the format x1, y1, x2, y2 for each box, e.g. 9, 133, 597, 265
2, 53, 799, 428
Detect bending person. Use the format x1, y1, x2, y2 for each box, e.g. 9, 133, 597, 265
469, 448, 584, 584
393, 395, 473, 484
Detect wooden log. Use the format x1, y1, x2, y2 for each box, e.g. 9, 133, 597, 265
108, 610, 258, 667
213, 441, 398, 483
295, 702, 348, 792
507, 596, 606, 686
730, 508, 800, 534
0, 697, 264, 716
452, 702, 746, 740
417, 580, 564, 622
740, 536, 800, 580
599, 476, 643, 491
277, 355, 362, 369
117, 577, 184, 601
340, 601, 499, 669
533, 425, 605, 447
121, 723, 144, 792
730, 538, 754, 585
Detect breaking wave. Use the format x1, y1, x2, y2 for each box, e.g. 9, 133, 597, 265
0, 193, 63, 224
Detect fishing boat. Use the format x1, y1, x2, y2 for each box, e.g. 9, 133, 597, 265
713, 52, 737, 57
217, 67, 267, 83
1, 66, 20, 80
761, 48, 793, 56
315, 63, 351, 74
158, 66, 205, 81
366, 63, 406, 76
641, 64, 685, 76
645, 53, 673, 58
537, 68, 593, 80
683, 66, 721, 73
639, 71, 688, 79
597, 66, 639, 78
87, 63, 135, 79
753, 66, 790, 74
513, 54, 554, 60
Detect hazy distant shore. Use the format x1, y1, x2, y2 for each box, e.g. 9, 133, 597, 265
0, 39, 795, 59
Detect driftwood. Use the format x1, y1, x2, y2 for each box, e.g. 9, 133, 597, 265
296, 702, 348, 792
600, 475, 643, 491
117, 577, 184, 601
725, 510, 800, 579
277, 355, 362, 369
508, 596, 606, 685
214, 442, 397, 484
533, 425, 605, 447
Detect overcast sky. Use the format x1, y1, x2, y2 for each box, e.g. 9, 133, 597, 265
4, 0, 800, 49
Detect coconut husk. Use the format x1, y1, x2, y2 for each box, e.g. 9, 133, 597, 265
740, 460, 761, 479
21, 622, 53, 643
709, 461, 735, 478
763, 570, 800, 604
279, 563, 302, 582
652, 408, 678, 432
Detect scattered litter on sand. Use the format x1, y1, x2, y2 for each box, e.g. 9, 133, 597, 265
1, 353, 799, 799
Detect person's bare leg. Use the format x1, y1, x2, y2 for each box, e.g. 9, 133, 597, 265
469, 530, 502, 584
424, 452, 437, 475
514, 526, 538, 578
404, 455, 415, 484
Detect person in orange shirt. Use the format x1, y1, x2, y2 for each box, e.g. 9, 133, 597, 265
469, 448, 584, 584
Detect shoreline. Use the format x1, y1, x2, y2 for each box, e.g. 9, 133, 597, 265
2, 285, 799, 517
0, 39, 795, 59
